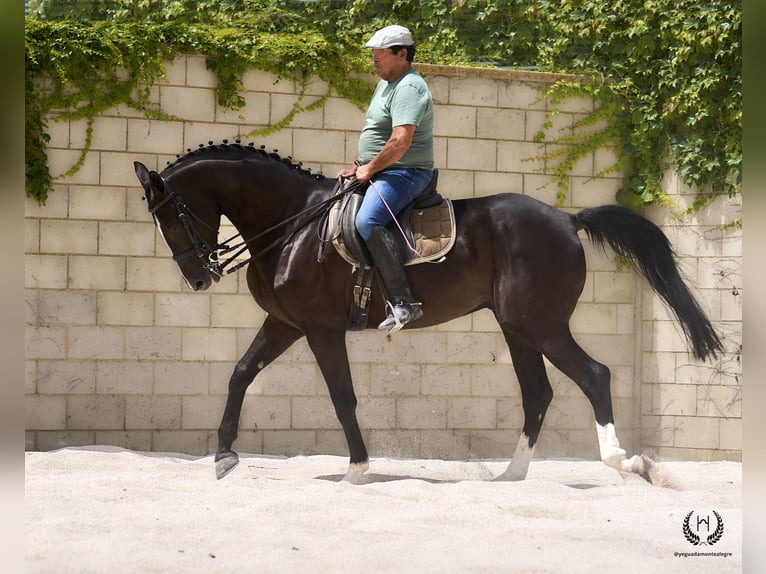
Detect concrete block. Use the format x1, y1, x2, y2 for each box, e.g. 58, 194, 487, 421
94, 431, 152, 451
697, 384, 741, 418
447, 397, 497, 429
652, 383, 697, 416
126, 257, 183, 292
468, 430, 516, 458
293, 128, 346, 164
67, 396, 124, 430
271, 93, 325, 129
572, 176, 621, 207
323, 97, 366, 131
210, 294, 265, 328
99, 221, 155, 256
446, 332, 499, 364
240, 396, 291, 430
369, 364, 421, 396
470, 364, 519, 398
26, 326, 67, 360
523, 174, 560, 205
719, 417, 742, 451
155, 361, 210, 395
498, 80, 546, 110
474, 171, 523, 196
98, 291, 154, 326
434, 105, 476, 138
477, 108, 524, 141
256, 363, 319, 396
570, 303, 617, 334
262, 430, 317, 457
496, 398, 524, 429
421, 364, 471, 396
125, 396, 181, 430
125, 326, 181, 360
48, 148, 100, 184
155, 293, 210, 327
25, 395, 67, 430
40, 220, 98, 254
242, 69, 295, 93
185, 55, 217, 88
395, 332, 447, 365
291, 396, 341, 430
396, 397, 446, 429
153, 430, 212, 455
216, 91, 271, 125
96, 361, 153, 395
357, 397, 396, 429
69, 255, 126, 290
26, 220, 40, 252
127, 119, 184, 154
39, 290, 97, 325
182, 328, 237, 361
160, 86, 216, 122
446, 138, 496, 171
497, 141, 545, 174
68, 326, 124, 360
449, 77, 497, 107
71, 116, 127, 151
69, 186, 126, 221
182, 395, 227, 429
673, 416, 719, 449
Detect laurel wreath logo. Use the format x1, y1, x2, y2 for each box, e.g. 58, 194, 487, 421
683, 510, 724, 546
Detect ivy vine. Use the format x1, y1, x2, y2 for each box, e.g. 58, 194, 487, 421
25, 0, 741, 212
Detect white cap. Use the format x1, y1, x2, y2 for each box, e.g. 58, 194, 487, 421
364, 25, 414, 49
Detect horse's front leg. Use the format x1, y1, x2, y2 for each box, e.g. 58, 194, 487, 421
215, 315, 302, 479
305, 326, 369, 484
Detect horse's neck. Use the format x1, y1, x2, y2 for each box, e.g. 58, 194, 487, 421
211, 165, 327, 245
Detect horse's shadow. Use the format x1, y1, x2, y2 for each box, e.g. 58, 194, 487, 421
315, 473, 601, 489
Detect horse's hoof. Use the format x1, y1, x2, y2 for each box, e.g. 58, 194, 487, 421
637, 454, 655, 484
215, 453, 240, 480
342, 460, 369, 484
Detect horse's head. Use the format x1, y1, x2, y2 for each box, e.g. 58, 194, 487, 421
134, 161, 221, 291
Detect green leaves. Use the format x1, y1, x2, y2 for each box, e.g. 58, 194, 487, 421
25, 0, 741, 212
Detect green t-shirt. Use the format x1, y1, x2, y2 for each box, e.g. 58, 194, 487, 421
357, 69, 434, 170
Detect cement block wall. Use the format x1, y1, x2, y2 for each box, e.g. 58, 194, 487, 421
25, 56, 742, 462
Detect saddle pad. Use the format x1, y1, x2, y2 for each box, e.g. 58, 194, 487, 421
327, 197, 456, 268
406, 199, 456, 266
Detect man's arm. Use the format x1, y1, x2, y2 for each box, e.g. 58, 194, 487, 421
339, 124, 416, 182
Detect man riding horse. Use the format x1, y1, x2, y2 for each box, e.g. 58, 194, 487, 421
337, 25, 434, 333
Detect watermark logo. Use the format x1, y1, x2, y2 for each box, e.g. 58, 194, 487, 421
682, 510, 724, 546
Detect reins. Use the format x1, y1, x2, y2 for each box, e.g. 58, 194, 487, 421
155, 176, 354, 278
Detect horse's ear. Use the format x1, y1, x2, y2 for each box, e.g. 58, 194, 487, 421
134, 162, 165, 202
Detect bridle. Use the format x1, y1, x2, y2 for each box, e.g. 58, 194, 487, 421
146, 176, 357, 278
147, 180, 224, 277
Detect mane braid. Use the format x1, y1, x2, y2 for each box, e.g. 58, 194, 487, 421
162, 141, 326, 180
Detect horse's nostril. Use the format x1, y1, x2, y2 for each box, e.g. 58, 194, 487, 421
193, 280, 206, 291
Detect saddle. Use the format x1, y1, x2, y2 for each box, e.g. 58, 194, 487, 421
321, 170, 456, 330
327, 170, 456, 268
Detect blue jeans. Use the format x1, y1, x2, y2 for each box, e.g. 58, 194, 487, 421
355, 168, 434, 241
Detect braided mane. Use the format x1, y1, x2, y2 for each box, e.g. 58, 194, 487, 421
161, 140, 326, 180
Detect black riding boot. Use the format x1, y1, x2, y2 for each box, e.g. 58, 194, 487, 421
366, 225, 423, 332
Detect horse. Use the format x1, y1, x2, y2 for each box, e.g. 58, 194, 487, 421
134, 142, 722, 484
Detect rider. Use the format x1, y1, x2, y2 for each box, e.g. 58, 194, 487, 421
337, 24, 434, 333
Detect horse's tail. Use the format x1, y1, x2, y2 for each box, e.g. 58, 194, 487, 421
574, 205, 722, 361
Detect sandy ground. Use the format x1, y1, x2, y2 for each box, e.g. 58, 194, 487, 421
25, 447, 741, 573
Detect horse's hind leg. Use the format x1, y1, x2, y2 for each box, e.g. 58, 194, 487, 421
540, 327, 649, 480
305, 326, 369, 484
215, 315, 302, 479
495, 332, 553, 481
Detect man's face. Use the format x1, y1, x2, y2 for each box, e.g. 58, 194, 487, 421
371, 48, 408, 82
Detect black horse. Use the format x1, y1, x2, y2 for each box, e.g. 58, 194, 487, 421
134, 142, 721, 484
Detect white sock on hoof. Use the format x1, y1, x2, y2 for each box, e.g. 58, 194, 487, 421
496, 433, 534, 481
342, 461, 369, 484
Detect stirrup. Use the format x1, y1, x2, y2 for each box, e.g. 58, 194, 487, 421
378, 301, 423, 333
